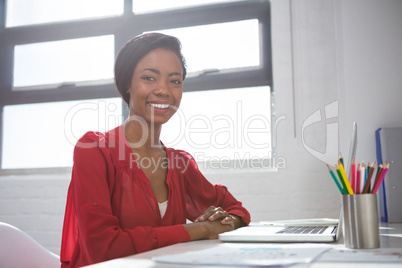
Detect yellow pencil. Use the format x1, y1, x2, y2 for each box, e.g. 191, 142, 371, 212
338, 160, 354, 195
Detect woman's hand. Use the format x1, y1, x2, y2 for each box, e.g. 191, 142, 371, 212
184, 206, 246, 241
195, 206, 229, 223
194, 206, 245, 230
183, 219, 231, 240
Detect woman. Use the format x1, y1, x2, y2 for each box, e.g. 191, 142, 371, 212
60, 33, 250, 267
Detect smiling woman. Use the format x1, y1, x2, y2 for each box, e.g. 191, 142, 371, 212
0, 0, 272, 171
60, 33, 250, 268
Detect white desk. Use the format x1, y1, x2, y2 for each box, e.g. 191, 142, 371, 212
87, 223, 402, 267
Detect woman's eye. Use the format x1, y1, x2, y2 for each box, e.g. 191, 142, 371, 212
142, 76, 155, 81
171, 80, 182, 85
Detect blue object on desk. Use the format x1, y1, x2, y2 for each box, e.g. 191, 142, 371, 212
376, 127, 402, 223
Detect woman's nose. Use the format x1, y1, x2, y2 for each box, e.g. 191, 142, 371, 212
153, 80, 170, 96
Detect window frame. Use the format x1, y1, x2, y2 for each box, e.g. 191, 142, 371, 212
0, 0, 273, 171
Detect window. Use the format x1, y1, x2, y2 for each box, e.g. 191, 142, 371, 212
0, 0, 273, 170
2, 98, 122, 169
6, 0, 124, 27
13, 35, 114, 89
133, 0, 246, 14
161, 86, 271, 162
155, 19, 260, 73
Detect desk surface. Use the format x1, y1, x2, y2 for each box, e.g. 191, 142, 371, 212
87, 223, 402, 267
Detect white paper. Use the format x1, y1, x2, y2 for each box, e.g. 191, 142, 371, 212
318, 248, 402, 263
153, 243, 330, 266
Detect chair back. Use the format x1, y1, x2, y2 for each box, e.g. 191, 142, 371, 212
0, 222, 60, 268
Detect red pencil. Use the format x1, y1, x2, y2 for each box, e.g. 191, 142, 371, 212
351, 157, 356, 193
371, 163, 384, 194
356, 163, 361, 194
371, 163, 389, 194
372, 163, 389, 194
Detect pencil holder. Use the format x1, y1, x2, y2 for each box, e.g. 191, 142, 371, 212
342, 194, 380, 249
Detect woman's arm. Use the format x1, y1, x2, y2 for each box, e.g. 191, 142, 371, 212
61, 132, 191, 266
177, 150, 250, 238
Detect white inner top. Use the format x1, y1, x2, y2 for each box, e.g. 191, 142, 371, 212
158, 200, 168, 218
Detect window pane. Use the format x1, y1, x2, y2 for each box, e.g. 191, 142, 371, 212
133, 0, 245, 14
160, 86, 271, 162
6, 0, 124, 27
2, 98, 123, 169
155, 20, 259, 73
13, 35, 114, 89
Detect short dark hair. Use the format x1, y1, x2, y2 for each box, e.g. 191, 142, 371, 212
114, 32, 187, 105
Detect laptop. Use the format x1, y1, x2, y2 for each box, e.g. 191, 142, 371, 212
219, 214, 342, 243
219, 122, 358, 243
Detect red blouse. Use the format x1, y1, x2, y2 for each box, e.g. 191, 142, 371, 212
60, 126, 250, 267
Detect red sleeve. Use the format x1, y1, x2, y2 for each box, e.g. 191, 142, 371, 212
61, 133, 190, 267
179, 151, 251, 225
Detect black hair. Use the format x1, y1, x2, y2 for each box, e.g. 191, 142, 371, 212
114, 33, 187, 105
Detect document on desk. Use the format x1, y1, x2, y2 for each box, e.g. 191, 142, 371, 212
317, 248, 402, 263
153, 243, 330, 266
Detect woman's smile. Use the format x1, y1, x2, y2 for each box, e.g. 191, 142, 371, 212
127, 48, 184, 125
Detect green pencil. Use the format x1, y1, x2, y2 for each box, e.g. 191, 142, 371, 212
366, 162, 371, 193
335, 166, 348, 194
339, 153, 344, 166
327, 165, 345, 194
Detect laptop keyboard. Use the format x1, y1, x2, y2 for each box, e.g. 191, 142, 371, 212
275, 226, 329, 235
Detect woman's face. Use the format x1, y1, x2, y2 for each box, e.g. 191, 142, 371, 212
127, 48, 184, 126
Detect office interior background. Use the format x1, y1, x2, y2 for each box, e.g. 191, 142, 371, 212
1, 0, 402, 255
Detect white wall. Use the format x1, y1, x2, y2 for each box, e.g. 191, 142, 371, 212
1, 0, 401, 255
337, 0, 402, 161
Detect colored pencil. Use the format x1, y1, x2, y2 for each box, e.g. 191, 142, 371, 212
368, 162, 375, 193
359, 162, 365, 193
372, 163, 389, 194
327, 165, 344, 194
356, 163, 361, 194
373, 164, 382, 193
362, 162, 376, 194
327, 159, 391, 195
339, 153, 344, 166
336, 165, 348, 194
351, 157, 356, 192
338, 161, 354, 194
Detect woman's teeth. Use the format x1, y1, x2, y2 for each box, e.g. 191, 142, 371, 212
149, 103, 170, 109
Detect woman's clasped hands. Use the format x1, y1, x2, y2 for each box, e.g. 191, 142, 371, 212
189, 206, 244, 239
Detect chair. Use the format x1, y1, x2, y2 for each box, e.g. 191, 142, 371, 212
0, 222, 60, 268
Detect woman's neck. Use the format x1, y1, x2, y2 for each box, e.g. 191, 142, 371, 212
123, 118, 162, 151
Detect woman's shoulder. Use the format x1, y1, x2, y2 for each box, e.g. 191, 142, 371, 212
75, 126, 121, 150
164, 147, 199, 173
165, 147, 194, 160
